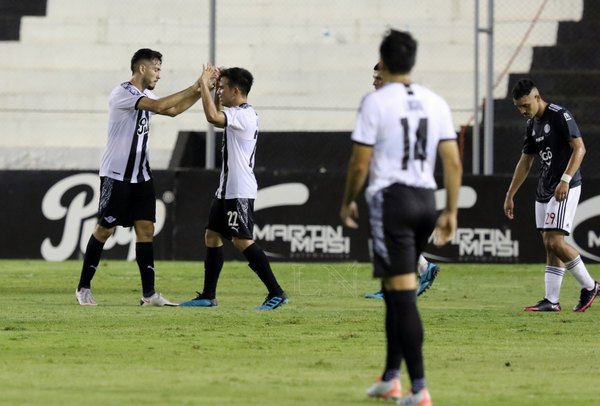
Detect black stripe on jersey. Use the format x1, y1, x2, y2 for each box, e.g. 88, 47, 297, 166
352, 140, 374, 147
404, 83, 414, 95
144, 155, 152, 179
248, 129, 258, 168
123, 109, 143, 182
137, 132, 149, 183
220, 128, 229, 198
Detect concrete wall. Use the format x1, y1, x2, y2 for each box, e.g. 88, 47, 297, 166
0, 0, 583, 169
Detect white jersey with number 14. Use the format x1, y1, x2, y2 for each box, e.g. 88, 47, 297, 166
351, 82, 456, 200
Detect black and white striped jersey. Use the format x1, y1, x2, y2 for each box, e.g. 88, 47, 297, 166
215, 103, 259, 199
351, 82, 456, 200
99, 82, 157, 183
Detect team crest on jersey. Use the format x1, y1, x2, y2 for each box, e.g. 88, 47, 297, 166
563, 112, 572, 121
544, 123, 551, 134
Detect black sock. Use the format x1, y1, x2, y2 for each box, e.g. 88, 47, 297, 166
136, 242, 155, 297
243, 243, 284, 296
202, 246, 224, 299
383, 290, 424, 384
78, 235, 104, 290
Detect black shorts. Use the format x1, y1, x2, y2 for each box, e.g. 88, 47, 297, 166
206, 197, 255, 240
368, 183, 437, 278
97, 177, 156, 228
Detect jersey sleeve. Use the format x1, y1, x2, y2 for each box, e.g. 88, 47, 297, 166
351, 94, 378, 146
110, 83, 142, 111
223, 106, 256, 139
437, 97, 457, 141
224, 107, 246, 129
560, 109, 582, 140
109, 84, 157, 115
522, 120, 537, 154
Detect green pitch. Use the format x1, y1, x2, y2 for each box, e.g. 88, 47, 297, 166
1, 260, 599, 405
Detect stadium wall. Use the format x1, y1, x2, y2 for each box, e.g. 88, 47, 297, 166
0, 0, 587, 171
3, 170, 600, 264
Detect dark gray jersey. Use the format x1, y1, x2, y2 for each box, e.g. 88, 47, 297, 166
522, 103, 582, 203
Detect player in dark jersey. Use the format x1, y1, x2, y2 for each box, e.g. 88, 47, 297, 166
75, 48, 203, 307
341, 30, 462, 405
504, 79, 598, 312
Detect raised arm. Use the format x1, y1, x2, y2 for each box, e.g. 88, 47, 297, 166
200, 64, 226, 128
137, 77, 202, 116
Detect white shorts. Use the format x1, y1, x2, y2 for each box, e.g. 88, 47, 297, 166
535, 185, 581, 235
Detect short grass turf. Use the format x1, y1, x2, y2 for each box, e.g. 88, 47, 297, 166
1, 260, 599, 405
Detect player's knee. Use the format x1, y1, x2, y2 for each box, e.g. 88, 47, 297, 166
232, 237, 254, 252
134, 221, 154, 241
205, 229, 223, 247
543, 235, 563, 254
93, 225, 115, 242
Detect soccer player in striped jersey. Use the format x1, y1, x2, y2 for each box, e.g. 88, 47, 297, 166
365, 62, 441, 301
75, 48, 203, 307
504, 79, 599, 312
341, 30, 462, 405
180, 64, 288, 310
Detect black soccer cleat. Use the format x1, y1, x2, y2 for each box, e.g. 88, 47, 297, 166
524, 298, 561, 312
573, 281, 599, 313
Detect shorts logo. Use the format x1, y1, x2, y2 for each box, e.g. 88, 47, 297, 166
104, 216, 117, 223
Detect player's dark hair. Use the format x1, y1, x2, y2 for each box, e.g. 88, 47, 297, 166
220, 67, 254, 96
379, 29, 417, 74
130, 48, 163, 73
511, 79, 537, 99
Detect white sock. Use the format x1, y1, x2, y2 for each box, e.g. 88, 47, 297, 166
565, 256, 595, 290
545, 266, 564, 304
417, 255, 428, 276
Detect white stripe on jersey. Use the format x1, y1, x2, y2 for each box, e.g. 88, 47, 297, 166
99, 82, 157, 183
216, 103, 259, 199
351, 82, 456, 200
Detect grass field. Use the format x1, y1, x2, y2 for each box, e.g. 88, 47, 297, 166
1, 260, 599, 405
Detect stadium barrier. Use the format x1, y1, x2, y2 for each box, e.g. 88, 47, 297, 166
2, 170, 600, 263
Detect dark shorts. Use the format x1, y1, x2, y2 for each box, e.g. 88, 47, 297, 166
368, 183, 437, 278
97, 177, 156, 228
206, 197, 255, 240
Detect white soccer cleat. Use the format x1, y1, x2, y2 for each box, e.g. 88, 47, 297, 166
397, 388, 432, 406
366, 377, 402, 401
75, 288, 97, 306
140, 292, 178, 307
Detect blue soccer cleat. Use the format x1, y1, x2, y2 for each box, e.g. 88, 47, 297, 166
417, 262, 440, 297
255, 292, 288, 310
365, 290, 384, 299
179, 292, 218, 307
